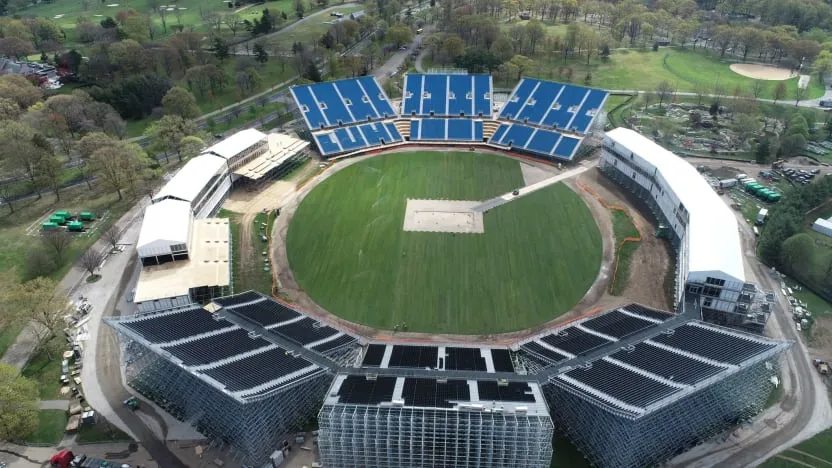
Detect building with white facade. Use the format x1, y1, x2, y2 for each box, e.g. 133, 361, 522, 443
813, 217, 832, 238
600, 128, 773, 332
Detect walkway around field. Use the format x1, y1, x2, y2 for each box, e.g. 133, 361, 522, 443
470, 165, 590, 213
609, 88, 832, 109
40, 400, 68, 410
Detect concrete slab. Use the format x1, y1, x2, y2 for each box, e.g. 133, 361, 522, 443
403, 199, 484, 234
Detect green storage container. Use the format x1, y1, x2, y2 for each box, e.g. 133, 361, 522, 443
79, 211, 95, 221
42, 222, 58, 230
55, 210, 71, 219
67, 221, 84, 232
49, 215, 66, 225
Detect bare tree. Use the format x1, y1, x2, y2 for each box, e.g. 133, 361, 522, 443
80, 249, 104, 277
655, 81, 673, 109
101, 224, 123, 249
41, 230, 72, 263
751, 80, 766, 99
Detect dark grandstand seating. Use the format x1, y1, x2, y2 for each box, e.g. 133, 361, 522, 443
362, 344, 386, 367
312, 334, 356, 353
652, 324, 775, 365
226, 300, 300, 328
292, 77, 394, 130
337, 375, 397, 404
477, 381, 536, 402
401, 378, 470, 408
388, 345, 438, 368
271, 317, 339, 346
564, 359, 681, 408
623, 304, 674, 322
499, 78, 607, 135
490, 349, 514, 372
162, 328, 272, 366
444, 347, 487, 371
581, 310, 657, 339
202, 347, 314, 392
540, 327, 613, 356
610, 343, 725, 385
123, 308, 232, 344
212, 291, 262, 307
489, 123, 583, 160
403, 73, 491, 117
520, 341, 570, 364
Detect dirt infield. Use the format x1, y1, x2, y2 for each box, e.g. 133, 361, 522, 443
729, 63, 795, 81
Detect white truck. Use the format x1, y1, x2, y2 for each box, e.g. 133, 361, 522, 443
756, 208, 768, 225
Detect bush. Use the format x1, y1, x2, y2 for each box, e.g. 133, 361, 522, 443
22, 247, 58, 281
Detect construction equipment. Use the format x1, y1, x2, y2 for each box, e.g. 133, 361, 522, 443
123, 396, 139, 411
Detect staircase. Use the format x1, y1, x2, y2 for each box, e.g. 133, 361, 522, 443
482, 120, 501, 140
394, 119, 411, 139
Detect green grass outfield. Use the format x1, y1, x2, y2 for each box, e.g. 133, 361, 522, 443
286, 151, 602, 334
760, 427, 832, 467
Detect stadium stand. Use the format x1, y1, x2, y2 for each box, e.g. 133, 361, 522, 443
314, 121, 403, 157
291, 77, 395, 129
498, 78, 608, 134
408, 118, 484, 141
403, 73, 492, 117
489, 123, 584, 160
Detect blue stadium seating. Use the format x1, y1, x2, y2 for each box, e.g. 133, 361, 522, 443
314, 122, 404, 157
489, 123, 583, 160
500, 78, 608, 135
408, 118, 484, 141
403, 73, 492, 117
292, 77, 396, 130
314, 133, 342, 155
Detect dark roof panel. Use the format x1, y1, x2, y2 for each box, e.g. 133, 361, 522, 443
540, 327, 613, 356
362, 344, 386, 367
444, 347, 486, 371
388, 345, 438, 368
123, 308, 232, 344
477, 381, 536, 402
564, 359, 681, 408
212, 291, 263, 307
490, 349, 514, 372
610, 343, 725, 385
521, 341, 570, 364
337, 375, 397, 404
581, 310, 656, 339
162, 328, 271, 366
623, 304, 674, 322
651, 324, 775, 365
312, 334, 356, 353
271, 317, 339, 345
226, 300, 301, 327
202, 347, 314, 392
401, 378, 470, 408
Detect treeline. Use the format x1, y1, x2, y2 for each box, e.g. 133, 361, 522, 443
758, 176, 832, 300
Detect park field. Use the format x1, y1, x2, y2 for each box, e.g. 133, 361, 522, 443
760, 428, 832, 467
286, 151, 602, 334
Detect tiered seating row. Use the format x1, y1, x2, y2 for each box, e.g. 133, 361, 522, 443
409, 118, 484, 142
292, 77, 395, 130
203, 347, 314, 392
489, 123, 583, 160
403, 74, 492, 117
498, 78, 608, 134
314, 122, 403, 156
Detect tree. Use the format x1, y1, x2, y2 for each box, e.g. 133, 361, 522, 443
755, 138, 772, 164
102, 225, 123, 250
224, 13, 241, 37
253, 43, 268, 63
773, 81, 787, 104
0, 74, 42, 109
213, 37, 229, 62
814, 50, 832, 83
441, 34, 465, 62
41, 230, 72, 263
304, 61, 322, 82
8, 277, 71, 359
780, 233, 816, 270
80, 249, 104, 278
144, 115, 200, 162
0, 121, 58, 199
89, 140, 155, 199
780, 133, 807, 156
0, 37, 34, 58
179, 135, 205, 160
0, 97, 20, 121
0, 364, 38, 441
162, 87, 201, 119
655, 80, 673, 109
387, 24, 413, 48
21, 247, 56, 281
751, 80, 766, 99
734, 114, 759, 146
490, 36, 514, 63
294, 0, 305, 18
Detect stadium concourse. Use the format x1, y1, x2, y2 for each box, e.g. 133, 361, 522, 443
289, 72, 608, 161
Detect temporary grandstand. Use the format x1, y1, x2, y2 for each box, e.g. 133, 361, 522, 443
109, 291, 360, 466
110, 291, 788, 467
290, 73, 608, 160
318, 375, 553, 467
600, 128, 775, 332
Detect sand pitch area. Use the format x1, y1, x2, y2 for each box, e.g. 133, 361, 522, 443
403, 199, 483, 233
729, 63, 795, 81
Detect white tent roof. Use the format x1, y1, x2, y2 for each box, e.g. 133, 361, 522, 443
137, 199, 192, 251
605, 128, 745, 283
201, 129, 267, 160
153, 154, 227, 204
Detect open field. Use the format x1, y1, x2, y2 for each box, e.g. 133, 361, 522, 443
287, 151, 602, 334
266, 4, 365, 51
759, 427, 832, 467
23, 410, 67, 445
76, 419, 131, 444
22, 338, 69, 400
521, 49, 823, 101
609, 210, 640, 296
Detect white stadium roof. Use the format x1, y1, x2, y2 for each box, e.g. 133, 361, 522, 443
201, 128, 267, 160
152, 154, 227, 204
605, 128, 745, 283
137, 199, 193, 254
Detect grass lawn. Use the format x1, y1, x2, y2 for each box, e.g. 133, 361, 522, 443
23, 410, 67, 445
77, 420, 132, 444
759, 427, 832, 467
246, 211, 276, 295
287, 151, 602, 334
0, 321, 26, 357
266, 4, 364, 51
522, 48, 823, 101
500, 19, 569, 38
22, 339, 70, 400
609, 210, 640, 296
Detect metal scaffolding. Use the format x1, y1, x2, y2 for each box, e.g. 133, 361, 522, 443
318, 404, 553, 467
